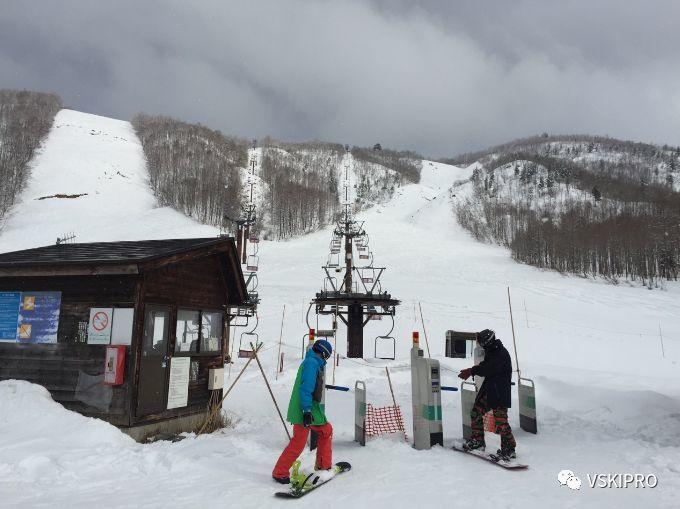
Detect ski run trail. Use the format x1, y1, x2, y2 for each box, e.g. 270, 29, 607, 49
0, 110, 679, 509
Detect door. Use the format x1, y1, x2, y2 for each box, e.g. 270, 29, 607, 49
136, 305, 171, 416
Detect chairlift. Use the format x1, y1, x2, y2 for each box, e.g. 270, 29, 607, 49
327, 253, 340, 268
246, 254, 259, 272
324, 276, 338, 292
374, 316, 396, 360
238, 323, 259, 358
361, 267, 374, 284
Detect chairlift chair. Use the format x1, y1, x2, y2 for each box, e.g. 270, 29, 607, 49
323, 276, 338, 293
246, 254, 259, 272
361, 267, 374, 284
327, 253, 340, 268
374, 316, 396, 359
238, 331, 259, 358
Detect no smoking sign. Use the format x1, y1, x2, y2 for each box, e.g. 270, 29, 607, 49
88, 308, 113, 344
92, 311, 109, 331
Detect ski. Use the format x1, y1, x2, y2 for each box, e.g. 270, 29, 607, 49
275, 461, 352, 498
451, 439, 528, 470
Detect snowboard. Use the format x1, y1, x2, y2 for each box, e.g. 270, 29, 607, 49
275, 461, 352, 498
451, 439, 528, 470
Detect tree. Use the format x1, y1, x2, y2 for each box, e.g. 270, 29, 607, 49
592, 187, 602, 202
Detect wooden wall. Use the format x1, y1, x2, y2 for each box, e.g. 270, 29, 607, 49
0, 275, 137, 426
131, 254, 229, 425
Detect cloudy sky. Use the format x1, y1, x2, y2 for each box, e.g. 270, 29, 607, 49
2, 0, 679, 156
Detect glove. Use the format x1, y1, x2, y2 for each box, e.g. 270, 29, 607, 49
302, 411, 313, 428
458, 368, 473, 380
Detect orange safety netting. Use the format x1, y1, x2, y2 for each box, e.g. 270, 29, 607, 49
365, 404, 407, 439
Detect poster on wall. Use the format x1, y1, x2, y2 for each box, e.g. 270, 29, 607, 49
111, 308, 134, 346
87, 308, 113, 345
167, 357, 191, 409
17, 292, 61, 344
0, 292, 21, 341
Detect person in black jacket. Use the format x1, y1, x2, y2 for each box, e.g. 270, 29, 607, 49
458, 329, 517, 459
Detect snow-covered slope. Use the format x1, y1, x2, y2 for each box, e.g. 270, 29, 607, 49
0, 109, 217, 252
0, 115, 678, 508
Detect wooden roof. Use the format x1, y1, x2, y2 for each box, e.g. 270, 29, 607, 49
0, 238, 225, 266
0, 238, 248, 304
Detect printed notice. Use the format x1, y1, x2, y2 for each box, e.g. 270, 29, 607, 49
167, 357, 191, 409
0, 292, 21, 341
88, 308, 113, 345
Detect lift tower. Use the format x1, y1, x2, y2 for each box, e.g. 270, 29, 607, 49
312, 147, 400, 358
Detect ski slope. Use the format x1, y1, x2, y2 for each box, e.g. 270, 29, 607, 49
0, 109, 218, 252
0, 112, 679, 508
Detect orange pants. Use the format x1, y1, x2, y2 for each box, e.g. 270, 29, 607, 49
272, 423, 333, 478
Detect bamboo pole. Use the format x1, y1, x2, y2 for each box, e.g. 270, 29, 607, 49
523, 299, 529, 328
385, 367, 407, 442
227, 323, 237, 379
507, 287, 521, 378
418, 302, 432, 358
275, 304, 286, 380
198, 343, 262, 435
251, 342, 291, 440
659, 324, 666, 359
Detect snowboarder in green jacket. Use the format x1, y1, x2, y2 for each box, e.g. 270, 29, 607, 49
272, 339, 333, 484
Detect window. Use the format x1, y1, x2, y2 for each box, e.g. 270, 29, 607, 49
174, 309, 223, 355
201, 311, 223, 353
175, 310, 200, 353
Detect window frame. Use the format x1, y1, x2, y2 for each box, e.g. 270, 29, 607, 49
172, 307, 224, 357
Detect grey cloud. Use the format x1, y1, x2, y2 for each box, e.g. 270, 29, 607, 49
1, 0, 679, 157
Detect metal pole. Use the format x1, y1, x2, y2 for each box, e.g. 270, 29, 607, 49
418, 302, 432, 358
251, 342, 292, 440
275, 304, 286, 380
659, 323, 666, 359
507, 287, 521, 378
198, 343, 262, 435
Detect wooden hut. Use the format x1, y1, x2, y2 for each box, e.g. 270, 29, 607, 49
0, 237, 249, 440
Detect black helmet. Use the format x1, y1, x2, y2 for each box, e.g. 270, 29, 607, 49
477, 329, 496, 348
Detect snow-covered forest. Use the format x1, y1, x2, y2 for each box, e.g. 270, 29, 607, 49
452, 136, 680, 286
131, 114, 248, 228
0, 89, 61, 221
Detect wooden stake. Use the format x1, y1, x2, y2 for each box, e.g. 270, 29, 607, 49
198, 343, 262, 435
418, 302, 432, 358
251, 342, 291, 441
659, 323, 666, 359
507, 287, 521, 378
385, 367, 407, 442
275, 304, 286, 380
523, 299, 529, 328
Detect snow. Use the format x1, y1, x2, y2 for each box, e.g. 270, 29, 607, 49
0, 109, 218, 252
0, 112, 679, 508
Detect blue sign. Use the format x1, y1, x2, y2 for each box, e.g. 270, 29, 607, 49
17, 292, 61, 344
0, 292, 21, 341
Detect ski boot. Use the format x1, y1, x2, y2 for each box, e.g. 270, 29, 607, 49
496, 447, 516, 461
462, 438, 486, 452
